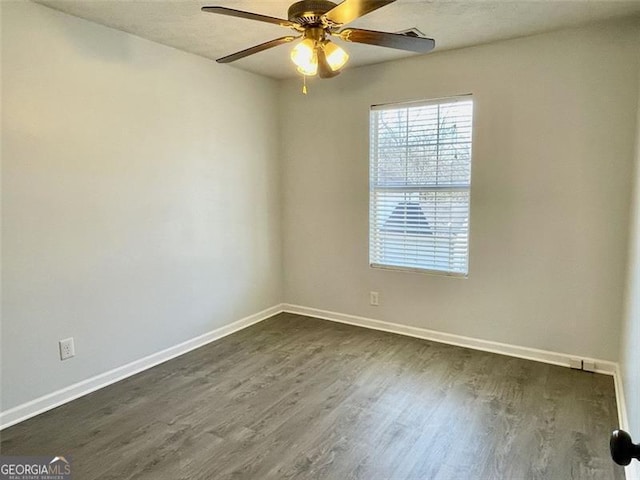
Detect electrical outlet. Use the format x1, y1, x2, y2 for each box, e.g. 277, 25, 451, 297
582, 360, 596, 372
370, 291, 379, 306
59, 338, 75, 361
569, 358, 582, 370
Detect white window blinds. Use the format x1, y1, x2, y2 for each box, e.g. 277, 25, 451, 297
369, 96, 473, 276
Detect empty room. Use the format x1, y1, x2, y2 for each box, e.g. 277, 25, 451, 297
1, 0, 640, 478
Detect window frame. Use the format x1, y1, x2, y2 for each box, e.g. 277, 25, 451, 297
368, 94, 474, 278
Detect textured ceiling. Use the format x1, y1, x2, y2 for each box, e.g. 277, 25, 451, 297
36, 0, 640, 79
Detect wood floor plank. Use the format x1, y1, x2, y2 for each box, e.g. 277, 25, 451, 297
0, 313, 623, 479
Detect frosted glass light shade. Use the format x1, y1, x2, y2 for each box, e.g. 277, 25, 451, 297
291, 39, 318, 76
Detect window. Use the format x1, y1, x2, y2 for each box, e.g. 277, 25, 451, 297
369, 96, 473, 276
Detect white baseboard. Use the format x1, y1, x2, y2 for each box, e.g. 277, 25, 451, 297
615, 365, 630, 432
0, 304, 284, 430
283, 304, 618, 375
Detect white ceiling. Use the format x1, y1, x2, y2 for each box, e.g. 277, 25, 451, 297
36, 0, 640, 79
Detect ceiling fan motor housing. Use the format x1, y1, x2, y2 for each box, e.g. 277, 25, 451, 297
288, 0, 338, 26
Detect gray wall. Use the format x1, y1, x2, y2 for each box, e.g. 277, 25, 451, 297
1, 1, 282, 411
280, 20, 640, 361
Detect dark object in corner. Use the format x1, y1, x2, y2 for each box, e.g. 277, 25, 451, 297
610, 429, 640, 466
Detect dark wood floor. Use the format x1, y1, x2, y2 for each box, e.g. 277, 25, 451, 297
1, 313, 623, 479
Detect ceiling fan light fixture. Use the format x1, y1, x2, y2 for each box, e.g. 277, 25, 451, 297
291, 38, 318, 76
322, 41, 349, 71
204, 0, 436, 80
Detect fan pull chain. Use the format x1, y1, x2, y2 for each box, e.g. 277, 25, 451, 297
302, 75, 308, 95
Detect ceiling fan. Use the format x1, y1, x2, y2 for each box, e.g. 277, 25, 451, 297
202, 0, 435, 79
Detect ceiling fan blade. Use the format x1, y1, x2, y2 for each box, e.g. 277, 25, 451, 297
217, 36, 298, 63
201, 6, 297, 28
339, 28, 435, 53
317, 47, 341, 79
323, 0, 396, 26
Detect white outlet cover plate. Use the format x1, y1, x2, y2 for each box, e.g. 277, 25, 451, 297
59, 338, 75, 360
370, 292, 379, 306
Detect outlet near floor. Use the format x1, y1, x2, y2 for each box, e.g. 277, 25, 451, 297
59, 337, 75, 360
370, 291, 379, 306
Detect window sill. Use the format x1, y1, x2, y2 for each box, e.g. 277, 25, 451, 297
369, 263, 468, 278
